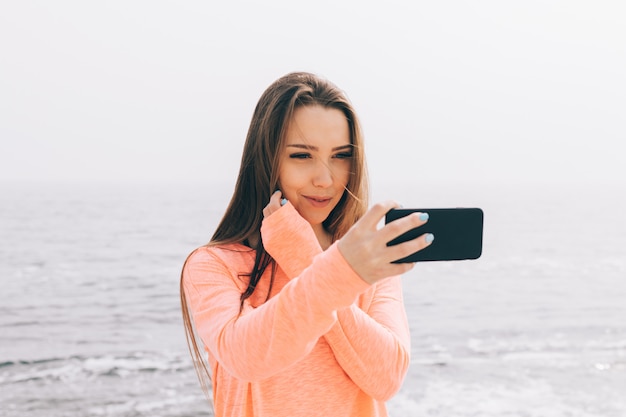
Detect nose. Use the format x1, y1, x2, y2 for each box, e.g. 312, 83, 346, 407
312, 161, 333, 188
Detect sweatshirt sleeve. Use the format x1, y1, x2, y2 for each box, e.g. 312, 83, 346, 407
261, 201, 323, 278
261, 204, 411, 400
323, 277, 411, 401
182, 243, 370, 382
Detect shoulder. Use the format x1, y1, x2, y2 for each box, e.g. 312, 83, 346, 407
185, 243, 254, 272
183, 243, 255, 287
186, 243, 252, 263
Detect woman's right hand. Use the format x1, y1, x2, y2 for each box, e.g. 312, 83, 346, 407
337, 201, 433, 285
263, 190, 286, 218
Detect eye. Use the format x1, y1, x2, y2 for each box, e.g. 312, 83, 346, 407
289, 153, 311, 159
333, 152, 353, 159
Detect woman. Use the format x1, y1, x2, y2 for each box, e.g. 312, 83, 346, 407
180, 72, 433, 417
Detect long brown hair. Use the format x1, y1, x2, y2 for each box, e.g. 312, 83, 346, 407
180, 71, 369, 401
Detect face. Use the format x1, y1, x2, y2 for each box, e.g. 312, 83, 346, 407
278, 105, 352, 234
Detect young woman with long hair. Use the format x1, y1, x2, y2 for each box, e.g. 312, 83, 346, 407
180, 71, 433, 417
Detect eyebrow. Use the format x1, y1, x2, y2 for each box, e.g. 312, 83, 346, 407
286, 144, 353, 151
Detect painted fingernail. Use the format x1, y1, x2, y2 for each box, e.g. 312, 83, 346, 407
425, 233, 434, 244
419, 212, 429, 221
280, 198, 288, 206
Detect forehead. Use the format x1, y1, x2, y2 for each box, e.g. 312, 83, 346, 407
284, 105, 350, 146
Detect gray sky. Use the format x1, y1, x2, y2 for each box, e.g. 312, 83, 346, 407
1, 1, 624, 185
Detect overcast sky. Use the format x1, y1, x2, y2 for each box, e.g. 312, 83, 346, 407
1, 1, 624, 186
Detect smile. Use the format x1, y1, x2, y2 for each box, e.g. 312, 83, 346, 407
304, 196, 333, 208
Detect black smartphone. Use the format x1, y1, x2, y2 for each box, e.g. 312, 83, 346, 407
385, 208, 484, 263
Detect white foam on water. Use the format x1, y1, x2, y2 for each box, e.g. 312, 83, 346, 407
390, 377, 625, 417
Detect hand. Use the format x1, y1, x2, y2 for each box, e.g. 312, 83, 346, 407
263, 190, 286, 218
337, 201, 433, 285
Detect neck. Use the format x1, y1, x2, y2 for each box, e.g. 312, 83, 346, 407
246, 226, 331, 251
312, 224, 332, 250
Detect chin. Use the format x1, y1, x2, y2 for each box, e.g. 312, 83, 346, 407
293, 199, 339, 227
305, 214, 329, 227
299, 210, 331, 227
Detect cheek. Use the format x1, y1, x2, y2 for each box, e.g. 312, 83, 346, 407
335, 163, 352, 187
277, 167, 303, 198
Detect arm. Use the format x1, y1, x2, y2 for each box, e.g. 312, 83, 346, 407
261, 201, 323, 277
182, 243, 370, 382
324, 277, 410, 401
262, 203, 411, 400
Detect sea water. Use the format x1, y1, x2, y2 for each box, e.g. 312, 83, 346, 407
1, 180, 624, 417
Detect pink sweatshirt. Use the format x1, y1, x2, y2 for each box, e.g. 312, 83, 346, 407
182, 202, 410, 417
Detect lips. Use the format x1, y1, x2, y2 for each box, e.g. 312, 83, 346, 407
303, 195, 333, 208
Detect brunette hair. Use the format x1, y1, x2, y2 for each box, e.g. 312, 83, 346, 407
180, 71, 369, 401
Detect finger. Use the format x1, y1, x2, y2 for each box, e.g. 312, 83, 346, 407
385, 232, 434, 263
387, 261, 416, 276
263, 190, 283, 217
358, 200, 401, 230
372, 259, 417, 283
379, 211, 428, 243
270, 190, 282, 203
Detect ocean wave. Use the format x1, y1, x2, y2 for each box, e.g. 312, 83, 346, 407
390, 377, 626, 417
466, 332, 626, 357
0, 352, 192, 385
409, 330, 626, 372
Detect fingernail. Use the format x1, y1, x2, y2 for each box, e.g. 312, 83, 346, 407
280, 198, 288, 206
425, 233, 434, 244
419, 212, 429, 221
